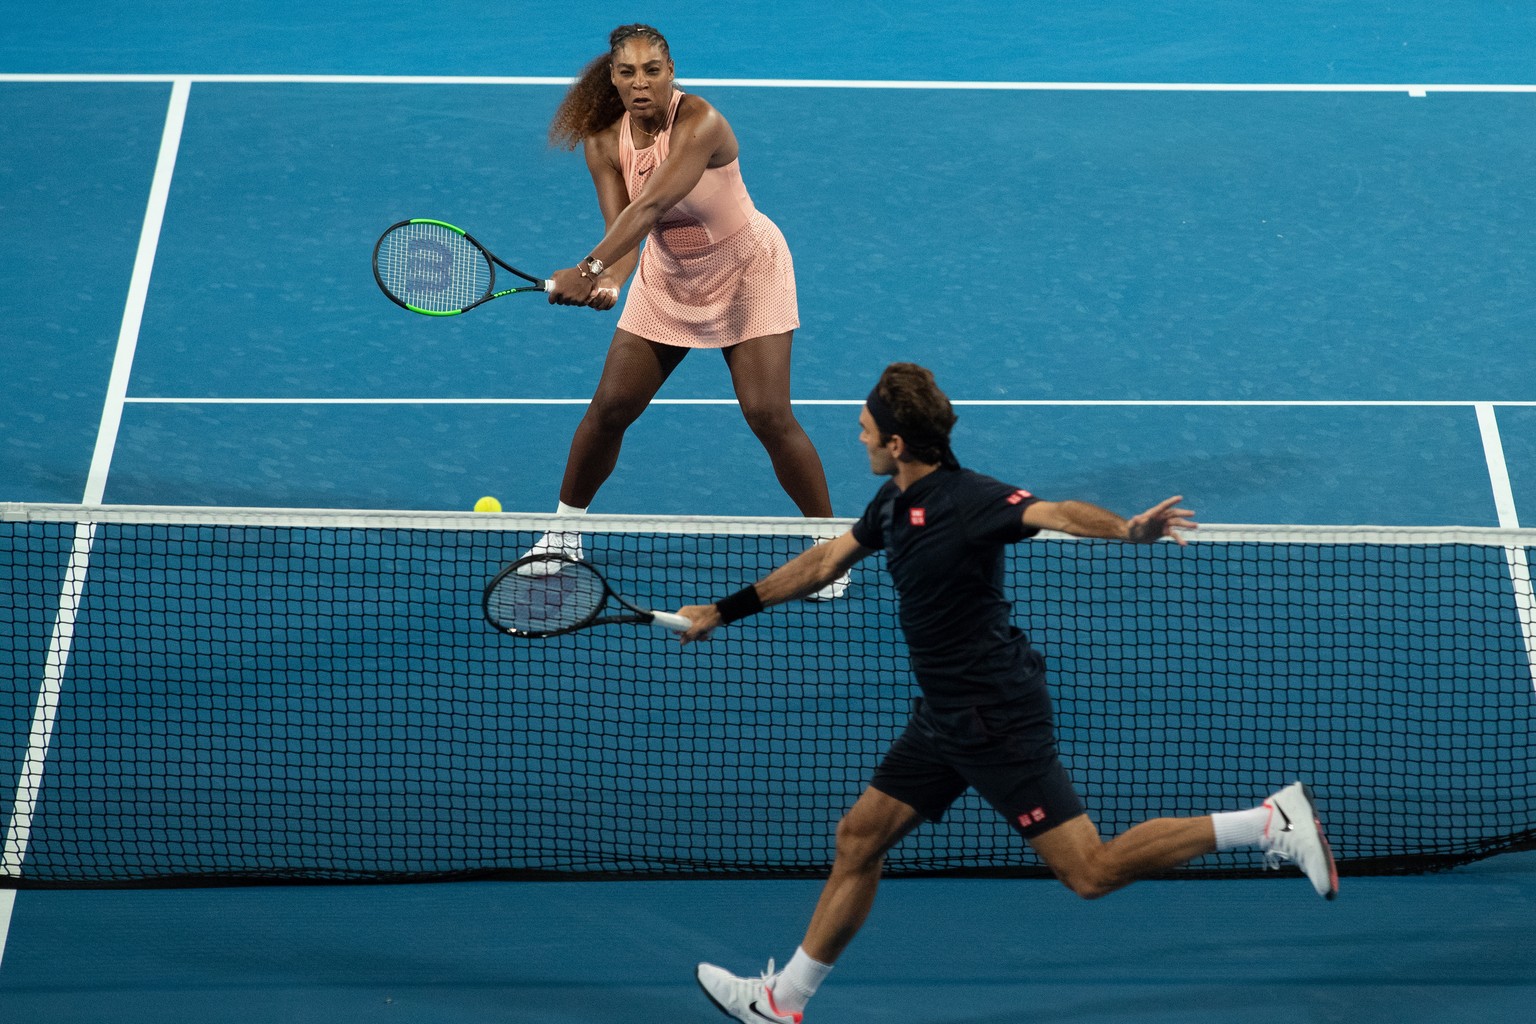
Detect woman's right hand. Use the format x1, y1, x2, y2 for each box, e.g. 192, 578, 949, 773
547, 266, 596, 306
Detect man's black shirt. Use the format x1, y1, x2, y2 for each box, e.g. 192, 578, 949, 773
851, 465, 1049, 709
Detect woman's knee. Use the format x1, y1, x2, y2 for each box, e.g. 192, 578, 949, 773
582, 389, 650, 434
739, 400, 799, 442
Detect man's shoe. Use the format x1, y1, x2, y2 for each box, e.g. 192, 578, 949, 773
1261, 781, 1339, 900
696, 960, 801, 1023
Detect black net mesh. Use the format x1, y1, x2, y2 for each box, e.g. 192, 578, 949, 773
2, 505, 1533, 887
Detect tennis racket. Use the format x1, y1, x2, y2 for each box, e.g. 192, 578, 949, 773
372, 219, 551, 316
483, 553, 693, 639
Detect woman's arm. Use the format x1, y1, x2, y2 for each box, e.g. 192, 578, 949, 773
548, 97, 734, 305
575, 128, 640, 309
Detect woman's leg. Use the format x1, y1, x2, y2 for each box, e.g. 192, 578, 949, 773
720, 331, 833, 517
558, 329, 688, 508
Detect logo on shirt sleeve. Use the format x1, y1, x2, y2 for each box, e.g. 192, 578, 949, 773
1005, 489, 1034, 505
908, 507, 926, 526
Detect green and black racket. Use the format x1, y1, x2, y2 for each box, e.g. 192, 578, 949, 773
373, 219, 551, 316
483, 553, 693, 639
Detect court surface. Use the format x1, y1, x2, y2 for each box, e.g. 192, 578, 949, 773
3, 3, 1535, 1022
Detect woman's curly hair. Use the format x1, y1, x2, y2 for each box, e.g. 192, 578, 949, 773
549, 24, 671, 150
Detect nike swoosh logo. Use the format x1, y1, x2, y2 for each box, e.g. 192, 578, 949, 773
748, 1001, 784, 1023
1275, 804, 1294, 832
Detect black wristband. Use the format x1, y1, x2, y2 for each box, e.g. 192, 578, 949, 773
715, 585, 764, 625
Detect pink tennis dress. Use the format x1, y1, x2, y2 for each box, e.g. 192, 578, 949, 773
616, 89, 799, 348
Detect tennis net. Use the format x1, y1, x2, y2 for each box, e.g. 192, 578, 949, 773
3, 502, 1534, 888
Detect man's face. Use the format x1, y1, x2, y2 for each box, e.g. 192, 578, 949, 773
859, 406, 898, 477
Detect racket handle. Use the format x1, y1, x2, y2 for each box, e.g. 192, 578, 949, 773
544, 279, 555, 291
649, 610, 694, 633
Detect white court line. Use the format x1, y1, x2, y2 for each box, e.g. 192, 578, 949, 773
1477, 404, 1523, 528
0, 891, 11, 966
121, 396, 1536, 407
0, 522, 97, 967
1476, 404, 1535, 693
0, 77, 189, 963
84, 78, 190, 503
0, 523, 97, 879
3, 72, 1536, 93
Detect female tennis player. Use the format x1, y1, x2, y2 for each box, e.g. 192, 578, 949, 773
532, 24, 840, 593
677, 362, 1338, 1023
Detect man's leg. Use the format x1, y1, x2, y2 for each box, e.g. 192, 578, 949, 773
696, 787, 925, 1023
1027, 812, 1216, 900
1027, 781, 1337, 900
799, 786, 926, 963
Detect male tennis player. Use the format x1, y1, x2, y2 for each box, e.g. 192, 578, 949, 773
676, 362, 1338, 1024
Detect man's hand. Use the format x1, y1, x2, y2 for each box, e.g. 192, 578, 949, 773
1126, 495, 1198, 545
675, 603, 722, 646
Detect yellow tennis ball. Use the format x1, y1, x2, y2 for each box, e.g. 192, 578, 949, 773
473, 496, 502, 513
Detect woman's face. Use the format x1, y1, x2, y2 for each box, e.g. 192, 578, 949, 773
610, 39, 674, 118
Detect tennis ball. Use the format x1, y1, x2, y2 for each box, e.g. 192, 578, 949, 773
473, 496, 502, 513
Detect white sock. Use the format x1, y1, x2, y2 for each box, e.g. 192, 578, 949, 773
770, 947, 832, 1014
555, 501, 587, 516
1211, 805, 1270, 851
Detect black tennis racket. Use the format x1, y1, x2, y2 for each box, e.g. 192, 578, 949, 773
483, 553, 693, 639
373, 219, 551, 316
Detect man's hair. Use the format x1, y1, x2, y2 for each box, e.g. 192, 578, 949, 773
873, 362, 957, 464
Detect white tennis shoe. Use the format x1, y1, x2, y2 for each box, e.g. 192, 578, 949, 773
516, 530, 583, 576
696, 960, 802, 1024
1260, 781, 1339, 900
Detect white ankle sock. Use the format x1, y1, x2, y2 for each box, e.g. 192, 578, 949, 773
555, 501, 587, 516
1212, 805, 1270, 851
770, 947, 832, 1014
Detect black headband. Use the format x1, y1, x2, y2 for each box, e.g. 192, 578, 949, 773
865, 384, 960, 468
865, 384, 901, 437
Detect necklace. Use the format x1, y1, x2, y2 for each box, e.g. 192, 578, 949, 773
632, 94, 670, 141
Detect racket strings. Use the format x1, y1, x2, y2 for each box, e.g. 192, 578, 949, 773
487, 564, 607, 635
377, 223, 492, 312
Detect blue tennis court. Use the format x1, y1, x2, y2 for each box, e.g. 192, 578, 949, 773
3, 3, 1536, 1022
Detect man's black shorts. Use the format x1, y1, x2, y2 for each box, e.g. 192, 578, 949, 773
870, 692, 1085, 839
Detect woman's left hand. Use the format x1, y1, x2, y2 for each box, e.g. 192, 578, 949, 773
585, 281, 621, 310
